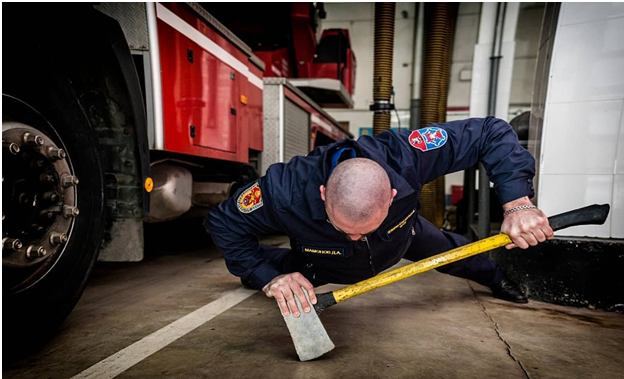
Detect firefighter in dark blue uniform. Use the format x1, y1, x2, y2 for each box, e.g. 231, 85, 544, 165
205, 117, 553, 318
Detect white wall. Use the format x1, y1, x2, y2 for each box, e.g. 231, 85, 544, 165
537, 3, 624, 238
448, 2, 481, 117
510, 3, 544, 114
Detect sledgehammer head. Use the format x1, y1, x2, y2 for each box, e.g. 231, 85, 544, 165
283, 291, 336, 361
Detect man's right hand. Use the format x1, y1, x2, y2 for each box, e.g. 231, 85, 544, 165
262, 272, 317, 317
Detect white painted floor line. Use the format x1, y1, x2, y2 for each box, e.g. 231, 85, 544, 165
71, 287, 257, 379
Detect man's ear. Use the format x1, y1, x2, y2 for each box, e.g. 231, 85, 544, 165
320, 185, 326, 202
390, 188, 398, 205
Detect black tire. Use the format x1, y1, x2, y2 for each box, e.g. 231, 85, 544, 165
3, 7, 107, 358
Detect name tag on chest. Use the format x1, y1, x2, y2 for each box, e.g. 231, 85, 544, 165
301, 246, 345, 257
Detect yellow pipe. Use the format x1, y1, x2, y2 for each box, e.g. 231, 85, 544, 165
332, 233, 512, 303
418, 3, 458, 229
372, 2, 396, 135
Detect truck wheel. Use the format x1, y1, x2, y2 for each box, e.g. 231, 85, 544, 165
2, 91, 105, 354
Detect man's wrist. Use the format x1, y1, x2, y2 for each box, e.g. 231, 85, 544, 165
503, 205, 537, 217
502, 196, 533, 211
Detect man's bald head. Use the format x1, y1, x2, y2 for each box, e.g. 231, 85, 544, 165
323, 158, 394, 226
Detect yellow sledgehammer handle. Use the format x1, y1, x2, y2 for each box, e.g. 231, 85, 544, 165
332, 233, 512, 303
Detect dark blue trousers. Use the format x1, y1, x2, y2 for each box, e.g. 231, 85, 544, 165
258, 215, 502, 289
403, 215, 502, 288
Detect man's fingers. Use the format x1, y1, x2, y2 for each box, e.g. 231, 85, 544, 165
516, 238, 529, 249
520, 233, 538, 249
507, 229, 549, 250
282, 290, 301, 317
511, 232, 529, 249
261, 273, 317, 317
534, 229, 547, 243
291, 284, 311, 314
273, 291, 291, 317
294, 276, 317, 306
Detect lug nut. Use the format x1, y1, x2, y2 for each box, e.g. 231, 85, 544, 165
3, 141, 21, 155
26, 245, 47, 259
23, 132, 44, 146
61, 174, 79, 187
2, 238, 23, 251
63, 205, 79, 218
43, 191, 60, 202
47, 147, 66, 161
50, 232, 68, 245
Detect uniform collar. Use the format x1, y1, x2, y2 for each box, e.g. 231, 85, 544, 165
305, 139, 416, 221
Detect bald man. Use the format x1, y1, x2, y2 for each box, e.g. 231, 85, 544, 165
206, 117, 553, 318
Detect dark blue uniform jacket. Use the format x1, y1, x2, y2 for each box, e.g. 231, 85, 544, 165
205, 117, 535, 289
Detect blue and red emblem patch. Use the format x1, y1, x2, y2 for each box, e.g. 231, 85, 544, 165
237, 182, 264, 214
408, 127, 448, 152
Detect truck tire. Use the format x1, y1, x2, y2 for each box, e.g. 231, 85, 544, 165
3, 69, 105, 355
4, 4, 151, 358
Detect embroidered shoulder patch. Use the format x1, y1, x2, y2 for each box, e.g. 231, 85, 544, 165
408, 127, 448, 152
237, 182, 264, 214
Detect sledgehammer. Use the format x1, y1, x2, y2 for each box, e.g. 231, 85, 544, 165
282, 204, 610, 361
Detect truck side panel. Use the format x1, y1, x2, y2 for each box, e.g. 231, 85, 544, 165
157, 3, 263, 163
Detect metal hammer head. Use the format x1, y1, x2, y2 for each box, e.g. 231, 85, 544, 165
282, 290, 335, 361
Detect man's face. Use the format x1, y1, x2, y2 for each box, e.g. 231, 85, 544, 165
326, 206, 387, 241
320, 185, 397, 241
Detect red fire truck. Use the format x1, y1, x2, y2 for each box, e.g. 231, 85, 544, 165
3, 2, 353, 342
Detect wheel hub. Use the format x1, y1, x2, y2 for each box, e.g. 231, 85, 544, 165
3, 121, 78, 290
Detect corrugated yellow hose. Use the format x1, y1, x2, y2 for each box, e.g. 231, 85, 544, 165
419, 3, 458, 229
372, 2, 396, 135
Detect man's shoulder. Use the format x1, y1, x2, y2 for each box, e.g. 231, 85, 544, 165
263, 154, 322, 210
355, 130, 416, 168
356, 130, 413, 153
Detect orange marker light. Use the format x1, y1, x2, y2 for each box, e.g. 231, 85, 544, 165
240, 95, 248, 105
144, 177, 154, 193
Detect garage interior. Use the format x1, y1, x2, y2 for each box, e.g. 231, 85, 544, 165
3, 2, 624, 379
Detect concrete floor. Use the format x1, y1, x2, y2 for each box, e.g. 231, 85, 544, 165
4, 235, 624, 379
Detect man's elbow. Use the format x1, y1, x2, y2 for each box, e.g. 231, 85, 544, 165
204, 208, 224, 235
483, 116, 512, 131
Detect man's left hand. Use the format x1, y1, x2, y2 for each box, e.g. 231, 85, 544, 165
501, 196, 554, 249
